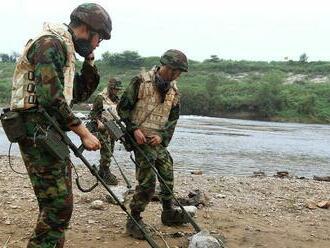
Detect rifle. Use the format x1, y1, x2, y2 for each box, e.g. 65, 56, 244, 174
38, 107, 160, 248
79, 120, 132, 189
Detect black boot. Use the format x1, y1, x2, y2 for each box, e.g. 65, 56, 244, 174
98, 166, 118, 185
126, 211, 151, 240
161, 199, 189, 226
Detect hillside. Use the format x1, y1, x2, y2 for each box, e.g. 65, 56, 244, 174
1, 55, 330, 123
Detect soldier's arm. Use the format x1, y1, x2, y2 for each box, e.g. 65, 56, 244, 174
159, 102, 180, 147
72, 61, 100, 103
117, 76, 141, 133
28, 36, 81, 128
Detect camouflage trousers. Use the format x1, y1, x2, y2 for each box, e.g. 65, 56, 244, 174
98, 130, 115, 169
129, 144, 174, 213
19, 140, 73, 248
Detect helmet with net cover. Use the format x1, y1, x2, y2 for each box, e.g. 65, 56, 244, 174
160, 49, 188, 72
70, 3, 112, 40
108, 78, 123, 89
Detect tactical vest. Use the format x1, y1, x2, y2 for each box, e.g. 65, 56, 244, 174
130, 67, 179, 136
10, 23, 76, 110
99, 88, 119, 120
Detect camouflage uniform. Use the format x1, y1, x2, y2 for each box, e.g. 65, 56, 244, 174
118, 50, 189, 239
118, 74, 179, 211
17, 35, 99, 248
90, 79, 122, 185
11, 3, 112, 247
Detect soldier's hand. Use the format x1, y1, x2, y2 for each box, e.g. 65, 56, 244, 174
82, 133, 101, 151
134, 129, 147, 145
148, 135, 162, 146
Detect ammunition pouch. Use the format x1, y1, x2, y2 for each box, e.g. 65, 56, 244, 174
0, 108, 27, 143
35, 126, 70, 160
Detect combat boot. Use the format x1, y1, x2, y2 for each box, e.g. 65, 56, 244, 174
161, 199, 190, 226
98, 166, 118, 185
126, 212, 151, 240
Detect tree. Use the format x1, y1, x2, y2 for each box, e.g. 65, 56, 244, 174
204, 54, 220, 63
101, 50, 144, 67
299, 53, 308, 63
0, 52, 20, 62
0, 53, 10, 62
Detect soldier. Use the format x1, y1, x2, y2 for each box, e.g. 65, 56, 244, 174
9, 3, 111, 247
90, 78, 123, 185
117, 49, 189, 239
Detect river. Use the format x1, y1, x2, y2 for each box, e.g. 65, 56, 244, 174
0, 116, 329, 177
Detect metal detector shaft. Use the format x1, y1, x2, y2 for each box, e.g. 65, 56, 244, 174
111, 155, 132, 188
39, 108, 160, 248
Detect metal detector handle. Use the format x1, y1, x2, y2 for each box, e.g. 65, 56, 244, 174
76, 177, 98, 192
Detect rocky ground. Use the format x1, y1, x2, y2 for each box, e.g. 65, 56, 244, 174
0, 155, 330, 248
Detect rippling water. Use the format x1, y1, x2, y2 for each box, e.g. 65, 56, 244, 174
1, 116, 329, 177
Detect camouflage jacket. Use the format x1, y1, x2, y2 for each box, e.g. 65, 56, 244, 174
26, 35, 99, 129
117, 75, 180, 147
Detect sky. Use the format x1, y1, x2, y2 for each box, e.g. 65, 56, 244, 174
1, 0, 330, 62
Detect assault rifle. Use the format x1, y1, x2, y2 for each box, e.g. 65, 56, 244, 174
39, 108, 160, 248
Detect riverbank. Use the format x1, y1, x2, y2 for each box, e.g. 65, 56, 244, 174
1, 155, 329, 248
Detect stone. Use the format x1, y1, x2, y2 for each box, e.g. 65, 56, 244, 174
317, 200, 330, 209
180, 206, 198, 217
191, 170, 203, 175
175, 189, 210, 207
274, 171, 289, 178
188, 230, 224, 248
313, 176, 330, 182
90, 200, 105, 210
253, 171, 266, 177
306, 201, 318, 210
105, 185, 132, 205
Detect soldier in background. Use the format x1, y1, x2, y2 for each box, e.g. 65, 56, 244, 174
9, 3, 112, 247
90, 78, 123, 185
117, 49, 189, 239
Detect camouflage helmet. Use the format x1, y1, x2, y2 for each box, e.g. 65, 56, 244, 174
108, 78, 123, 90
160, 49, 188, 72
70, 3, 112, 40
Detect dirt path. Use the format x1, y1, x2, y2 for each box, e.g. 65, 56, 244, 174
1, 155, 329, 248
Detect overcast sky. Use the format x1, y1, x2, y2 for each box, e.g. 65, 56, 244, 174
1, 0, 330, 62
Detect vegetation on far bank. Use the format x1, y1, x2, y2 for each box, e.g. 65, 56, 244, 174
1, 51, 330, 124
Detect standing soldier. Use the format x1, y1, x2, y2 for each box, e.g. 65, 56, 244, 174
9, 3, 112, 247
117, 49, 189, 239
90, 78, 123, 185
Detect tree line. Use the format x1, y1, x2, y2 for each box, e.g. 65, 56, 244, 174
1, 51, 330, 123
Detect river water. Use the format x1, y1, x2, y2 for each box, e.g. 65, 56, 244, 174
0, 116, 329, 177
